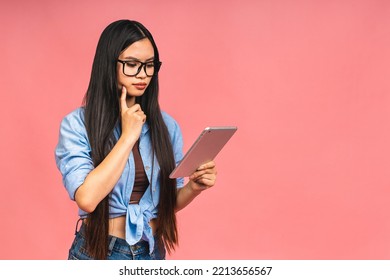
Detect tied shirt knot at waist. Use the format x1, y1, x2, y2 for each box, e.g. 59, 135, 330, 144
126, 204, 156, 254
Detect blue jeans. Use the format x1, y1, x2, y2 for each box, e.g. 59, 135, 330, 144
68, 220, 166, 260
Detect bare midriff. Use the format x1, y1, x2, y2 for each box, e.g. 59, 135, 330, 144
107, 216, 157, 239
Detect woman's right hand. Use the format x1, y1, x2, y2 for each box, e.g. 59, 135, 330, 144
120, 86, 146, 143
75, 86, 146, 213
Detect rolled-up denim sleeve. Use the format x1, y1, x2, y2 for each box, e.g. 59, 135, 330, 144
170, 117, 185, 189
54, 109, 94, 200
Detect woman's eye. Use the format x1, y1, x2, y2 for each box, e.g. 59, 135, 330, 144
146, 63, 155, 68
126, 62, 138, 68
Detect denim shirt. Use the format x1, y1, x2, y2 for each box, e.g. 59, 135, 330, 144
54, 107, 184, 254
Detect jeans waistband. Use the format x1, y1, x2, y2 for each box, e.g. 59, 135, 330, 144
75, 218, 149, 255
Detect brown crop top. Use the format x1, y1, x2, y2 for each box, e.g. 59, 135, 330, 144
129, 141, 149, 204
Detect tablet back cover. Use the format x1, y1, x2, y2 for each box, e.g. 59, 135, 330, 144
169, 126, 237, 178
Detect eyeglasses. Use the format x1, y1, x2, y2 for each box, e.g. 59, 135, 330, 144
117, 59, 162, 77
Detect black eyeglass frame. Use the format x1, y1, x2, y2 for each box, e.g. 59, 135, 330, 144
117, 59, 162, 77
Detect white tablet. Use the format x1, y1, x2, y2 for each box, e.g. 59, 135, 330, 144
169, 126, 237, 178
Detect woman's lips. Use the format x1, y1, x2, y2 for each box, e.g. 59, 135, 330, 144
133, 83, 147, 90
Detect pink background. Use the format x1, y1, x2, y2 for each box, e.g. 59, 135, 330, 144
1, 0, 389, 259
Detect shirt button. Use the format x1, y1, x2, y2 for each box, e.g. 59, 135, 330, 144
145, 166, 150, 171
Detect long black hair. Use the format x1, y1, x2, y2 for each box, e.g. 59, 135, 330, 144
83, 19, 177, 259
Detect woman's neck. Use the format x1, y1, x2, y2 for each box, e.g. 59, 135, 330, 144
126, 96, 136, 107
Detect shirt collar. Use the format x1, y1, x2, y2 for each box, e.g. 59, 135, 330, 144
141, 122, 150, 135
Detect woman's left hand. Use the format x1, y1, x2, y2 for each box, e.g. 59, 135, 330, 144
188, 161, 217, 191
175, 161, 218, 212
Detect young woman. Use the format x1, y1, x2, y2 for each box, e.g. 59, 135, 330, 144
55, 19, 217, 260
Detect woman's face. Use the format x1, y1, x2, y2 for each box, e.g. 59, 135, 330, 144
117, 38, 155, 105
